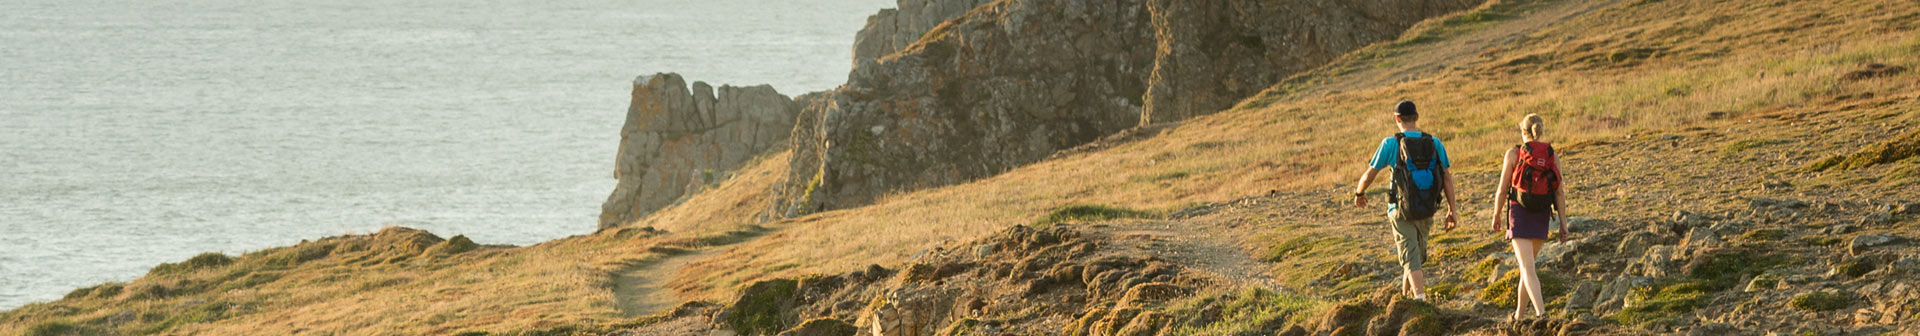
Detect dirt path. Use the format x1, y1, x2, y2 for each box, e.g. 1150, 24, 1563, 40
611, 248, 724, 317
1096, 220, 1286, 291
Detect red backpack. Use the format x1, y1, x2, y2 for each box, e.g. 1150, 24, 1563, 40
1511, 141, 1559, 212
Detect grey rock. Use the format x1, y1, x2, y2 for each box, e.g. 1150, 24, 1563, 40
1563, 281, 1600, 311
771, 0, 1484, 216
1672, 211, 1710, 225
1540, 236, 1594, 266
1682, 226, 1724, 249
1850, 234, 1905, 256
1750, 197, 1810, 209
1824, 224, 1859, 235
1898, 202, 1920, 215
1708, 220, 1746, 236
973, 243, 996, 259
1564, 217, 1602, 233
1860, 212, 1895, 226
599, 73, 802, 230
1617, 231, 1661, 258
851, 0, 995, 68
1746, 273, 1781, 292
1594, 276, 1652, 316
1687, 323, 1738, 336
1632, 245, 1680, 278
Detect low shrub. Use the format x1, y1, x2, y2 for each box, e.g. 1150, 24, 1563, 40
1033, 205, 1160, 227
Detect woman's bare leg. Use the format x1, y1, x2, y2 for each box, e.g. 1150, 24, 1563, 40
1510, 239, 1529, 319
1514, 238, 1547, 316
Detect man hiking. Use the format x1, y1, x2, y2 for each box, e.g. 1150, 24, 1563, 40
1351, 100, 1460, 301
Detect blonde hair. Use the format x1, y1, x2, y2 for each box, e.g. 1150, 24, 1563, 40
1521, 113, 1545, 141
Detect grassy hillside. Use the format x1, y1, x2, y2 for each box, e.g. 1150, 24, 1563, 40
670, 0, 1920, 301
5, 0, 1918, 334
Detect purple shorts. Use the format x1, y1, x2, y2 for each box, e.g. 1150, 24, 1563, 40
1507, 202, 1552, 240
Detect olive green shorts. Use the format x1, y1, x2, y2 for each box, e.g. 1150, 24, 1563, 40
1389, 209, 1434, 271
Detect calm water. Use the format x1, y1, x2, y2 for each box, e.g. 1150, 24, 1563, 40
0, 0, 889, 309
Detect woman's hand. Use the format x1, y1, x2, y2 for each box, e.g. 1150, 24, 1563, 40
1556, 214, 1571, 243
1488, 210, 1505, 233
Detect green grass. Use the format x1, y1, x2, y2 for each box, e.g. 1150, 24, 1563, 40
1740, 229, 1786, 242
1479, 269, 1570, 308
1799, 236, 1843, 247
1719, 139, 1792, 157
1804, 129, 1920, 172
1686, 249, 1794, 289
1033, 204, 1161, 227
1609, 279, 1713, 326
1259, 236, 1350, 262
148, 252, 235, 277
1163, 287, 1324, 335
1833, 258, 1877, 278
1611, 249, 1796, 325
724, 279, 798, 335
25, 321, 81, 336
1789, 291, 1852, 311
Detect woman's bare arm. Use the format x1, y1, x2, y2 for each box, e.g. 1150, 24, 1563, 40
1554, 155, 1570, 236
1491, 148, 1518, 232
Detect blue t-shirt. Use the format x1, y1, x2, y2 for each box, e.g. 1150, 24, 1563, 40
1369, 131, 1451, 170
1370, 131, 1451, 211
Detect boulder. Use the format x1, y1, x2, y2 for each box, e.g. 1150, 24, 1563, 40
1114, 311, 1173, 336
777, 318, 858, 336
1562, 281, 1600, 312
1593, 276, 1651, 315
1317, 303, 1372, 334
1631, 245, 1680, 278
861, 284, 961, 336
1850, 234, 1906, 256
1539, 236, 1595, 266
1616, 231, 1660, 257
600, 73, 802, 230
1686, 323, 1739, 336
1749, 197, 1810, 209
1746, 273, 1781, 292
1115, 282, 1185, 309
1681, 226, 1724, 249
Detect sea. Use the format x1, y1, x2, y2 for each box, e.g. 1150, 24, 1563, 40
0, 0, 891, 310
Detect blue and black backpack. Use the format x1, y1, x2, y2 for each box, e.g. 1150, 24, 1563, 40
1389, 133, 1445, 220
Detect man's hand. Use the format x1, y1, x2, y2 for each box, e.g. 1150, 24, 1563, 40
1353, 193, 1368, 208
1443, 212, 1458, 231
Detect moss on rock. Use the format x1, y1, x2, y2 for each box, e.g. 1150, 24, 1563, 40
1789, 291, 1852, 311
725, 279, 800, 335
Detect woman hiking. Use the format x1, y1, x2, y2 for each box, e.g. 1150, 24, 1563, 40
1488, 113, 1570, 320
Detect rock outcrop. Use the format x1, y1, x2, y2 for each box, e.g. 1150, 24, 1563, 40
852, 0, 995, 68
775, 0, 1485, 215
600, 73, 802, 230
1140, 0, 1481, 122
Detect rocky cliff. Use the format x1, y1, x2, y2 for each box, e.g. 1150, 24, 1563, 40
851, 0, 995, 68
774, 0, 1484, 215
600, 73, 801, 230
1141, 0, 1482, 122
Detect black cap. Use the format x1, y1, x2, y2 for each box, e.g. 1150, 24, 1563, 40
1394, 100, 1418, 116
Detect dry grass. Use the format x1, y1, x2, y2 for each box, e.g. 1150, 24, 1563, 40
672, 0, 1920, 300
5, 0, 1918, 334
